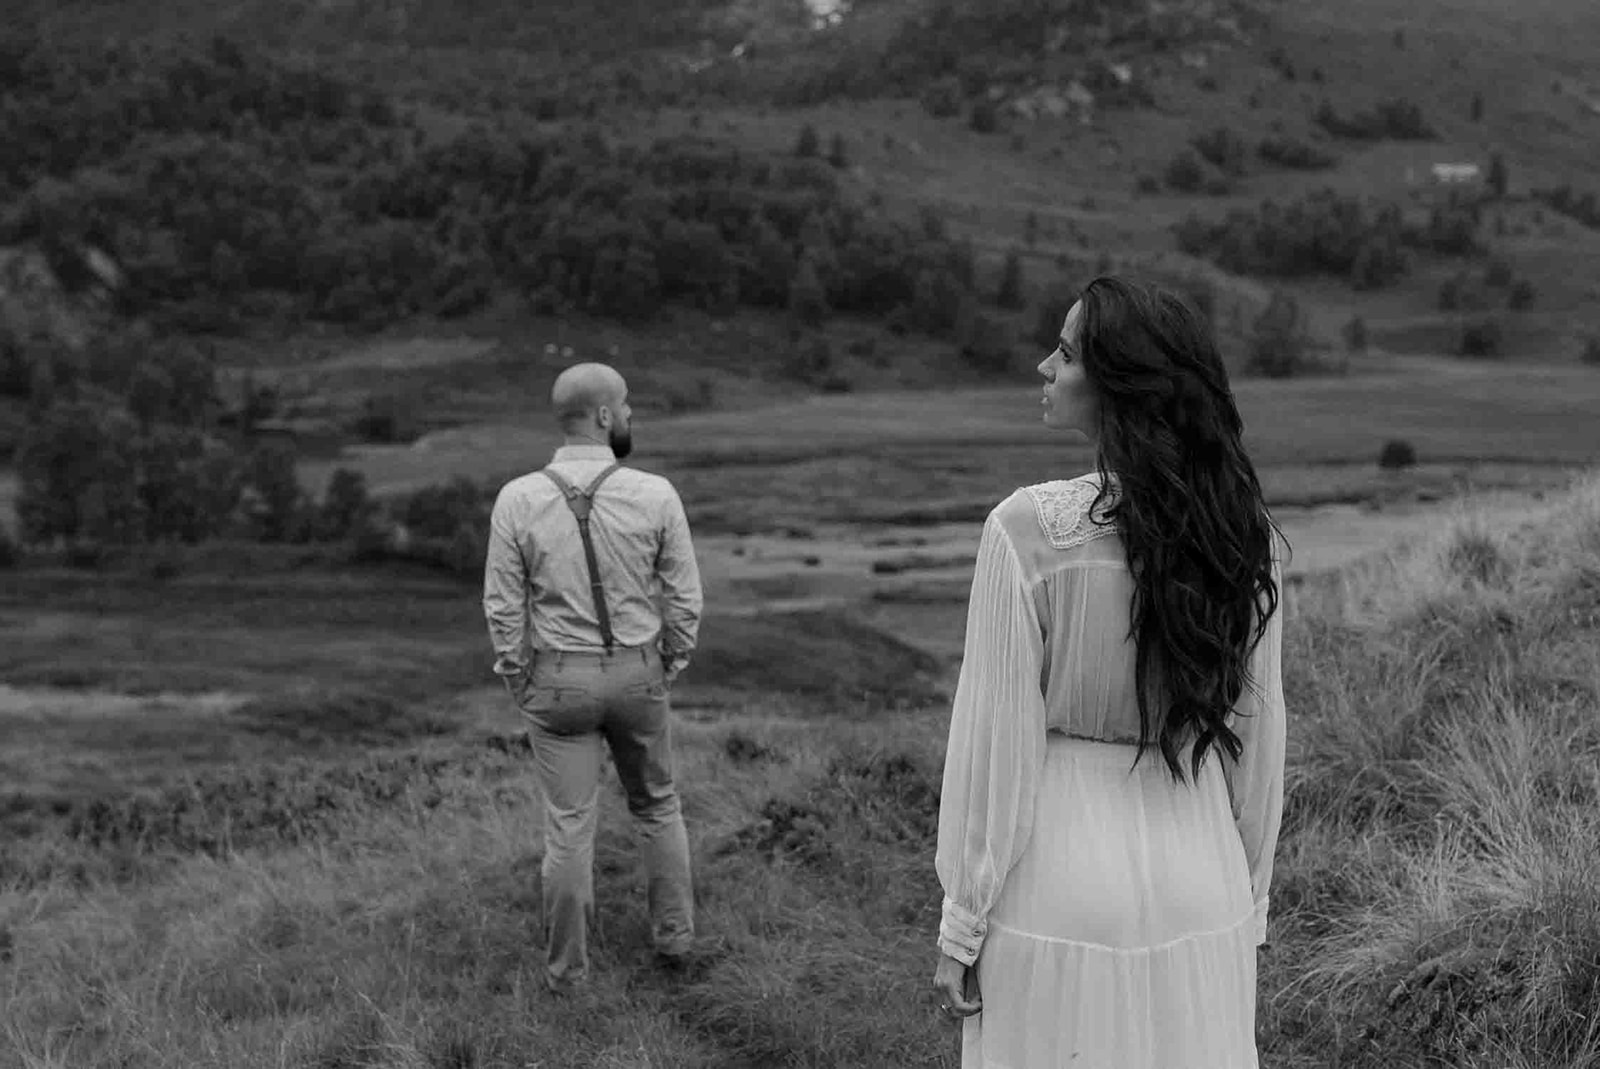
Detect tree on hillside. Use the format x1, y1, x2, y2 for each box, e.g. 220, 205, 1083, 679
969, 99, 999, 134
1245, 291, 1312, 377
795, 123, 821, 158
997, 249, 1027, 310
1470, 91, 1485, 122
787, 255, 829, 328
1488, 152, 1508, 199
15, 400, 144, 546
827, 133, 848, 170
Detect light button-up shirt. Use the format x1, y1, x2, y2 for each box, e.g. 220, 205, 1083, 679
482, 445, 703, 677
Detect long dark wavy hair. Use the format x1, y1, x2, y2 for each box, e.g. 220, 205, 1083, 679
1074, 276, 1286, 782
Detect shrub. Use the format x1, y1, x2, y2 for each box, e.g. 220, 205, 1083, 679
787, 256, 829, 328
0, 523, 18, 568
1314, 97, 1435, 140
826, 132, 848, 169
356, 391, 421, 444
1378, 439, 1417, 470
969, 99, 999, 133
1257, 137, 1339, 171
795, 123, 820, 158
1487, 152, 1509, 198
1343, 315, 1369, 352
955, 307, 1014, 374
1531, 185, 1600, 230
1191, 127, 1249, 177
1164, 150, 1206, 193
1244, 291, 1313, 377
317, 468, 374, 542
1483, 258, 1513, 287
921, 77, 962, 118
1457, 318, 1504, 358
1581, 337, 1600, 366
1507, 279, 1536, 310
996, 249, 1026, 309
1135, 174, 1162, 195
784, 336, 835, 385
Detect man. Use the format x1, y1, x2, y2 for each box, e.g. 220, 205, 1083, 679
483, 361, 703, 992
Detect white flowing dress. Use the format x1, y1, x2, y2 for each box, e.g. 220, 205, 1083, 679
935, 475, 1287, 1069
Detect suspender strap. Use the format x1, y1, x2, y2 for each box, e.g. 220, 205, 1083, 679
541, 462, 623, 651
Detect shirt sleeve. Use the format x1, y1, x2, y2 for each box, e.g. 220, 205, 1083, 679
655, 483, 703, 661
935, 509, 1048, 965
1225, 556, 1288, 946
482, 484, 529, 678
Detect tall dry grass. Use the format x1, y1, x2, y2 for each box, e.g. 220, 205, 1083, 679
3, 474, 1599, 1067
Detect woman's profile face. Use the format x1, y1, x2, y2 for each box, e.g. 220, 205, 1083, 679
1037, 300, 1098, 438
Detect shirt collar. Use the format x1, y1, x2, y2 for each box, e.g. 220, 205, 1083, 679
552, 444, 619, 463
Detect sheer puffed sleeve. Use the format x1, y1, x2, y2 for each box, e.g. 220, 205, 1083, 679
935, 507, 1048, 965
1226, 557, 1288, 946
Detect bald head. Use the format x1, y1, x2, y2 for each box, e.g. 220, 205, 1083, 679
551, 362, 628, 434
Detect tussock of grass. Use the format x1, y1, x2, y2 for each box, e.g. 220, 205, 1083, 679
1263, 471, 1600, 1068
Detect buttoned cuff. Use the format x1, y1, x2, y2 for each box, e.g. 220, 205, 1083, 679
938, 896, 988, 966
1252, 895, 1270, 946
492, 657, 525, 678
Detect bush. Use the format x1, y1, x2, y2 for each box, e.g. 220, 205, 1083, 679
1487, 152, 1508, 198
1163, 151, 1206, 193
1314, 97, 1435, 140
1530, 185, 1600, 230
996, 249, 1026, 309
955, 307, 1014, 374
1457, 318, 1504, 358
1507, 279, 1536, 310
0, 523, 18, 568
1483, 258, 1514, 287
1257, 137, 1339, 171
1378, 439, 1417, 470
1135, 174, 1162, 195
826, 133, 848, 169
1191, 127, 1249, 177
317, 468, 374, 542
969, 99, 999, 134
356, 391, 421, 444
795, 123, 820, 158
1343, 315, 1369, 352
784, 336, 835, 385
1244, 291, 1313, 377
921, 77, 962, 119
1580, 337, 1600, 366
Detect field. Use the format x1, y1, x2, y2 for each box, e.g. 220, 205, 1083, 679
5, 460, 1600, 1067
6, 0, 1600, 1064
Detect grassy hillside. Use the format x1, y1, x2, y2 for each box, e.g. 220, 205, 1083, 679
4, 471, 1599, 1067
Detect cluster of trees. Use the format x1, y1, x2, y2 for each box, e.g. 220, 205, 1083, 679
1437, 259, 1537, 313
1313, 97, 1435, 140
772, 0, 1196, 108
1156, 129, 1339, 196
6, 324, 301, 550
1173, 191, 1484, 289
0, 315, 500, 572
1, 32, 990, 340
1531, 185, 1600, 230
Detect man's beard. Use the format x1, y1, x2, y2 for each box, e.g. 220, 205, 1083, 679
608, 423, 633, 460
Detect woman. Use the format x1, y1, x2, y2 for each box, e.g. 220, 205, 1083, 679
930, 276, 1287, 1068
